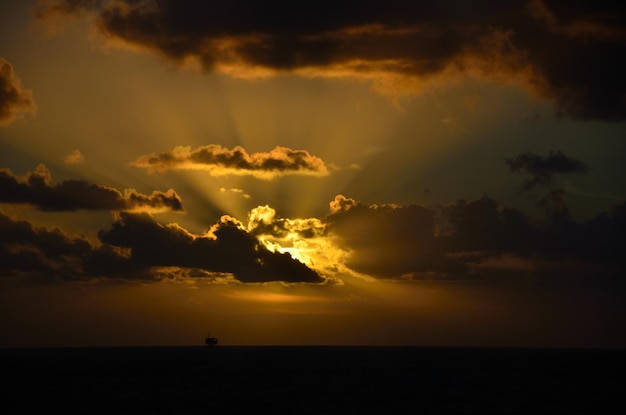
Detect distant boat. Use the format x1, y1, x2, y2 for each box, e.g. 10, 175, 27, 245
205, 333, 218, 346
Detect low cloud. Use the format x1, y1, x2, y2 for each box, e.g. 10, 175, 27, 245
0, 212, 97, 280
131, 145, 329, 179
325, 193, 626, 283
99, 212, 324, 283
506, 150, 588, 190
0, 164, 183, 212
0, 210, 324, 284
37, 1, 626, 120
0, 58, 36, 126
326, 195, 468, 279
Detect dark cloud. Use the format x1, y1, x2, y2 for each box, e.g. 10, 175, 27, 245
97, 212, 324, 283
0, 211, 95, 279
131, 145, 329, 179
0, 58, 36, 126
326, 195, 470, 279
38, 0, 626, 120
326, 194, 626, 283
0, 210, 324, 283
0, 164, 183, 212
506, 151, 587, 190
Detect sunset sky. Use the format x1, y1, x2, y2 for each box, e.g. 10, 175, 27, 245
1, 0, 625, 348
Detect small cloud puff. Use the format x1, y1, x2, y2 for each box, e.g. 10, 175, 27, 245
64, 150, 85, 165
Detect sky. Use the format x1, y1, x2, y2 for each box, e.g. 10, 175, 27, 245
1, 0, 625, 348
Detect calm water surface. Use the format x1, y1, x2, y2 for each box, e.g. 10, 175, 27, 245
2, 346, 623, 414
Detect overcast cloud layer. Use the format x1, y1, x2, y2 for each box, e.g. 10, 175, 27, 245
38, 0, 626, 121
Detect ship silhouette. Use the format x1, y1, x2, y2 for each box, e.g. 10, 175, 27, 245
205, 332, 218, 346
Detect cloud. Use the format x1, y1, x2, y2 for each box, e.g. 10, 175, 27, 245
131, 145, 329, 179
0, 210, 324, 283
97, 212, 324, 283
0, 164, 183, 212
505, 150, 588, 190
0, 58, 37, 126
64, 150, 85, 165
326, 195, 469, 279
37, 0, 626, 120
0, 211, 97, 279
220, 187, 251, 199
247, 205, 326, 239
324, 193, 626, 283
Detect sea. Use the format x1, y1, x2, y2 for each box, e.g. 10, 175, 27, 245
2, 346, 624, 414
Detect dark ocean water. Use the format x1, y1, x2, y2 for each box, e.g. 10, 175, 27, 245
2, 346, 624, 414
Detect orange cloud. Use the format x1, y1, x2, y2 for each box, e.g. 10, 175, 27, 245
131, 145, 329, 179
0, 58, 36, 126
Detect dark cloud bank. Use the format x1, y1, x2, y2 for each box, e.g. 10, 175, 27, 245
324, 193, 626, 284
0, 164, 183, 212
0, 211, 322, 283
2, 150, 623, 286
38, 0, 626, 120
315, 151, 622, 283
0, 164, 323, 283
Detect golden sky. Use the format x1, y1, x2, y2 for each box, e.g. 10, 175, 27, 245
1, 0, 625, 347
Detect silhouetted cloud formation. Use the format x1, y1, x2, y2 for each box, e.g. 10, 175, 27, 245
0, 164, 183, 212
326, 195, 471, 279
38, 0, 626, 120
506, 151, 587, 190
0, 210, 323, 283
131, 145, 329, 179
326, 193, 626, 282
0, 58, 36, 126
99, 212, 323, 283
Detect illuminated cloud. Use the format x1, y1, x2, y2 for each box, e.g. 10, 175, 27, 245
247, 205, 326, 239
64, 149, 85, 165
245, 205, 347, 281
0, 210, 324, 283
98, 212, 324, 283
37, 0, 626, 120
506, 151, 587, 191
0, 164, 183, 212
131, 145, 329, 179
0, 58, 36, 126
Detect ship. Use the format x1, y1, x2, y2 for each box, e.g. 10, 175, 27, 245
205, 332, 218, 346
